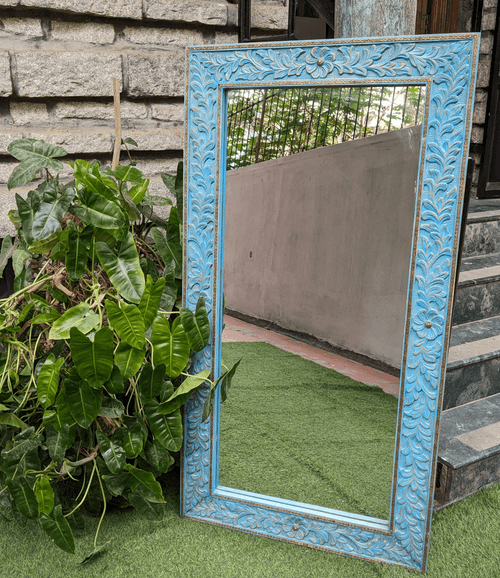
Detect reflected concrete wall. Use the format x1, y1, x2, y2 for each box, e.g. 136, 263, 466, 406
224, 126, 421, 368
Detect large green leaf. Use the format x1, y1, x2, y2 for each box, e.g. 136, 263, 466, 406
138, 363, 165, 400
144, 440, 174, 473
105, 300, 145, 349
157, 369, 210, 415
65, 223, 93, 282
45, 423, 71, 463
144, 399, 183, 452
0, 413, 28, 430
159, 267, 177, 313
69, 189, 128, 238
129, 179, 149, 204
8, 139, 67, 166
7, 478, 38, 519
7, 139, 67, 189
151, 228, 182, 279
0, 236, 13, 277
4, 449, 41, 487
97, 397, 125, 418
179, 296, 210, 353
220, 358, 242, 403
111, 165, 143, 184
8, 162, 42, 190
1, 435, 42, 463
28, 231, 60, 255
114, 343, 145, 379
165, 206, 182, 245
96, 233, 145, 304
36, 354, 64, 408
65, 379, 102, 428
49, 303, 99, 340
113, 422, 143, 459
161, 161, 183, 221
124, 464, 164, 503
138, 276, 166, 330
76, 167, 120, 206
39, 504, 75, 554
151, 316, 190, 379
140, 257, 159, 283
34, 476, 54, 516
96, 431, 126, 474
104, 365, 124, 395
50, 227, 69, 260
54, 385, 74, 428
127, 490, 165, 521
201, 359, 242, 422
12, 248, 30, 279
32, 183, 75, 241
102, 470, 131, 497
16, 190, 41, 245
70, 327, 114, 389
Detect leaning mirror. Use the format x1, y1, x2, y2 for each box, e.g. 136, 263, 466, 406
181, 35, 479, 572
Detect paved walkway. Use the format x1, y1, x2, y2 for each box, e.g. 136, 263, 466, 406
222, 315, 400, 397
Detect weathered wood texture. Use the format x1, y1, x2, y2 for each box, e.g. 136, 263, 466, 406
334, 0, 418, 37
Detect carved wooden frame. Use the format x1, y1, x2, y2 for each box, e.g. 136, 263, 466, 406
181, 35, 479, 572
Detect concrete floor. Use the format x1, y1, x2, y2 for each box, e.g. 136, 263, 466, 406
222, 315, 400, 397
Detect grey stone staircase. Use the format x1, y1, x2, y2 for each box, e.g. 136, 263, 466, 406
436, 199, 500, 507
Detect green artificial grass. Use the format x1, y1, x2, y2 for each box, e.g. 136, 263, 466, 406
1, 468, 500, 577
219, 342, 398, 520
2, 341, 500, 576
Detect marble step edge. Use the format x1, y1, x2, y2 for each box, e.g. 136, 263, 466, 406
447, 333, 500, 371
457, 264, 500, 288
466, 210, 500, 224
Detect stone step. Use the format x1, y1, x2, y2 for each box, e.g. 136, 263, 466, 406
463, 199, 500, 257
452, 252, 500, 325
434, 392, 500, 509
445, 315, 500, 409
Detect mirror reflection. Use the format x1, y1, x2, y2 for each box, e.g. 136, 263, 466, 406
219, 84, 425, 520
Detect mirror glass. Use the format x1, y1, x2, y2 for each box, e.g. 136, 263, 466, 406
219, 84, 425, 521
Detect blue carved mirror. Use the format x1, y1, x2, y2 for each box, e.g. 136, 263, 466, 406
181, 35, 479, 572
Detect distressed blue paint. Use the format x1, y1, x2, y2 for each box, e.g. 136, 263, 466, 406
181, 35, 480, 572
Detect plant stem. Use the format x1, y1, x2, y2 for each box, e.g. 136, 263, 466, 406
93, 464, 107, 549
64, 460, 97, 518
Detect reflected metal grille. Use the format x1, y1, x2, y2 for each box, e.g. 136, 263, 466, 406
226, 85, 424, 170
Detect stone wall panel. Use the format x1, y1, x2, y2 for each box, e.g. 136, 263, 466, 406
50, 21, 115, 44
19, 0, 143, 20
480, 31, 494, 54
250, 4, 288, 30
10, 102, 49, 124
126, 129, 184, 151
53, 101, 147, 120
0, 132, 24, 155
15, 52, 122, 97
0, 17, 43, 37
0, 52, 12, 97
150, 103, 184, 122
481, 10, 498, 30
123, 26, 204, 47
476, 57, 493, 88
145, 0, 228, 26
127, 53, 184, 97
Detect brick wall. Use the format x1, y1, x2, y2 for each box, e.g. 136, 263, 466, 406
0, 0, 496, 229
0, 0, 287, 235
